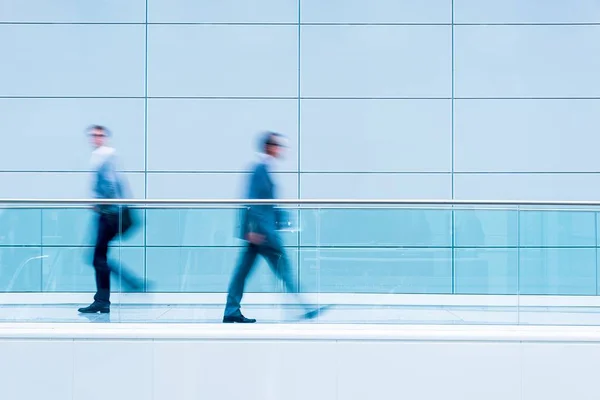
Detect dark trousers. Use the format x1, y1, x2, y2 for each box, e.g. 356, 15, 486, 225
92, 213, 141, 305
224, 240, 297, 317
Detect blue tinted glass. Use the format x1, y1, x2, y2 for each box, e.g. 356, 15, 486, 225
42, 208, 144, 247
454, 248, 518, 294
41, 247, 144, 292
299, 248, 452, 294
0, 208, 41, 246
0, 247, 43, 292
301, 208, 451, 247
519, 210, 596, 247
519, 248, 596, 295
455, 209, 518, 247
146, 247, 298, 293
146, 208, 297, 247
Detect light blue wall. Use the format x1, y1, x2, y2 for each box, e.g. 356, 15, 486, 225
0, 1, 599, 295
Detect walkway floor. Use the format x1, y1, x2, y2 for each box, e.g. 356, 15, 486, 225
2, 304, 600, 325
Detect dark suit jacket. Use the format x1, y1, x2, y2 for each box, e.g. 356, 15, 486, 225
239, 161, 278, 243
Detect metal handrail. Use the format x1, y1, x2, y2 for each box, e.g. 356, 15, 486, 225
0, 198, 598, 206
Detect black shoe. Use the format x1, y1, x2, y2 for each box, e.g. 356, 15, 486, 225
223, 314, 256, 323
78, 303, 110, 314
302, 305, 331, 320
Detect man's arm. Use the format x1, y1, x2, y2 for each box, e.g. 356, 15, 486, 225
244, 165, 271, 242
95, 155, 121, 213
96, 155, 120, 199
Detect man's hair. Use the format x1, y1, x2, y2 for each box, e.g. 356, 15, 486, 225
262, 131, 284, 152
87, 125, 110, 136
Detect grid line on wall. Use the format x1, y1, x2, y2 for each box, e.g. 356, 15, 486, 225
296, 0, 302, 291
143, 0, 149, 287
144, 0, 149, 199
451, 0, 456, 293
451, 0, 455, 198
6, 96, 600, 100
10, 170, 600, 175
3, 22, 600, 26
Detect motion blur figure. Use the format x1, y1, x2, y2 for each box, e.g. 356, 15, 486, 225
78, 125, 143, 314
223, 132, 327, 323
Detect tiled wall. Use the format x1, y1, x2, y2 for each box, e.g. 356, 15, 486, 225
1, 1, 599, 294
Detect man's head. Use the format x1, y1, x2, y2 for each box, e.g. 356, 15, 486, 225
261, 131, 286, 159
88, 125, 109, 148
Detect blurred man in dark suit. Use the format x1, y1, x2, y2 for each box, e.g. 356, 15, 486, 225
78, 125, 143, 314
223, 132, 325, 323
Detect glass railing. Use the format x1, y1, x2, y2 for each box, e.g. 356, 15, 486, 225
1, 199, 600, 325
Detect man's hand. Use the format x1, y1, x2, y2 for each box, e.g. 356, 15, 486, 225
246, 232, 265, 245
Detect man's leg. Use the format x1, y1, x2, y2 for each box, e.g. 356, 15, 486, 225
262, 241, 329, 320
110, 209, 144, 291
95, 214, 118, 304
110, 256, 144, 291
224, 243, 259, 321
261, 243, 297, 293
79, 214, 116, 313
